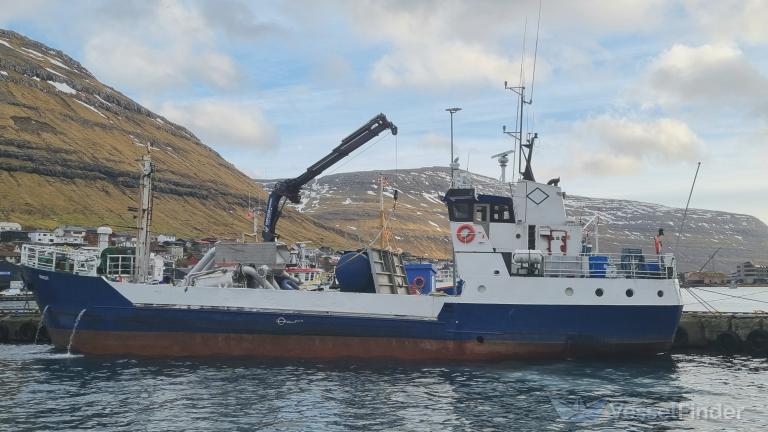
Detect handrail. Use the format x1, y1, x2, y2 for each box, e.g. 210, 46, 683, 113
541, 253, 675, 279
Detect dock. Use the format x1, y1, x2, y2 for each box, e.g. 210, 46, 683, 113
0, 293, 35, 302
676, 312, 768, 355
0, 310, 46, 343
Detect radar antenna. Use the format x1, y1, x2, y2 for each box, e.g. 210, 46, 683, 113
491, 147, 516, 183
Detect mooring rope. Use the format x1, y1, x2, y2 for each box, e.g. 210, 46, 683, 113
687, 287, 768, 308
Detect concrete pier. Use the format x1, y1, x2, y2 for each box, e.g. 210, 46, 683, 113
0, 311, 45, 343
675, 312, 768, 355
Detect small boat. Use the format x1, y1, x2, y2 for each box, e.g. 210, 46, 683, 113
284, 243, 326, 290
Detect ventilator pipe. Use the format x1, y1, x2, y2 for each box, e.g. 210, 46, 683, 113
268, 276, 281, 290
279, 277, 300, 290
185, 247, 216, 285
238, 265, 256, 288
280, 270, 302, 285
256, 265, 270, 278
255, 265, 280, 290
241, 265, 270, 289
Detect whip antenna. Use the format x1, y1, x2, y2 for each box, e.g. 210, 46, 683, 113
528, 0, 542, 104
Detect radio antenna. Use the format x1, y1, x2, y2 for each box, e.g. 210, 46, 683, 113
528, 0, 542, 104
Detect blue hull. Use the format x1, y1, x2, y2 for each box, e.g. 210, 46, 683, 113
23, 267, 683, 360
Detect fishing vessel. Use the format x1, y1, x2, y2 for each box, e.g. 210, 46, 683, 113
284, 243, 326, 290
21, 112, 683, 360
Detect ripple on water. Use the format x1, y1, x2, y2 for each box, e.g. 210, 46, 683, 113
0, 345, 766, 431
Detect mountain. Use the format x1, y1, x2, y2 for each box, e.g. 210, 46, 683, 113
3, 29, 766, 272
0, 29, 355, 247
262, 166, 768, 272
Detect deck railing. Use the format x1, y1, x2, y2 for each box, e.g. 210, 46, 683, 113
21, 244, 101, 276
105, 255, 134, 277
541, 253, 675, 279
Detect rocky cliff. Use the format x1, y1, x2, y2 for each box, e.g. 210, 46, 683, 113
0, 29, 354, 247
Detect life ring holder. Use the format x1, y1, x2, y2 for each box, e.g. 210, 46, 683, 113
456, 224, 476, 244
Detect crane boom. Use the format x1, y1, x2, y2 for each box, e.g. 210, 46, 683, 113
262, 113, 398, 242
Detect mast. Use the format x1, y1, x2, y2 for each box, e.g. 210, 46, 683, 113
378, 173, 394, 249
134, 153, 154, 283
379, 173, 385, 249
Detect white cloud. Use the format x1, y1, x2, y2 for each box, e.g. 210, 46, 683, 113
371, 39, 536, 88
82, 0, 240, 93
340, 1, 550, 88
684, 0, 768, 44
645, 44, 768, 114
417, 132, 450, 149
334, 0, 678, 89
567, 116, 704, 176
160, 100, 276, 150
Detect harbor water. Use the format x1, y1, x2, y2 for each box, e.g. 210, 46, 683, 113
0, 344, 766, 431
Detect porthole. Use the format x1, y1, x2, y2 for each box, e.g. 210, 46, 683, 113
657, 290, 664, 298
477, 285, 487, 293
493, 270, 500, 275
515, 233, 522, 239
565, 287, 574, 296
595, 288, 604, 297
626, 289, 634, 298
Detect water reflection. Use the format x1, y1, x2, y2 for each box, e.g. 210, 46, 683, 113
0, 346, 765, 431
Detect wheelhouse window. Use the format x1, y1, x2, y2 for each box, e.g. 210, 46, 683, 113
448, 202, 473, 222
474, 205, 488, 223
491, 204, 513, 223
444, 188, 477, 222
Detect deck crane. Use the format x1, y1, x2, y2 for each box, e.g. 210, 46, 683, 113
262, 113, 398, 242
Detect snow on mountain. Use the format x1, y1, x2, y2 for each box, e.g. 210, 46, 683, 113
259, 166, 768, 271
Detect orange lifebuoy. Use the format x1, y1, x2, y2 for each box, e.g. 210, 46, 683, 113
456, 224, 476, 243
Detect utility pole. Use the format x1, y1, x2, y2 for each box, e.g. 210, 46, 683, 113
446, 107, 462, 187
134, 152, 154, 283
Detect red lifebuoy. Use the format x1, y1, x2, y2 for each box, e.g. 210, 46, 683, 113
409, 275, 426, 295
456, 224, 476, 243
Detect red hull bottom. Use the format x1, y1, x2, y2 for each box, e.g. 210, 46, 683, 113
51, 329, 672, 361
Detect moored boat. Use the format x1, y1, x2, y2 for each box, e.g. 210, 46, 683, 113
21, 112, 683, 360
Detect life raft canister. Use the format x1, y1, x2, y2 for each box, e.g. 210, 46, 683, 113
456, 224, 476, 243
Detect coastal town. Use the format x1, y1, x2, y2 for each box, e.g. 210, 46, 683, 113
0, 220, 457, 292
2, 219, 764, 292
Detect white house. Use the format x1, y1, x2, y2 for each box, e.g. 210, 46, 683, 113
28, 227, 86, 245
0, 222, 22, 232
53, 225, 87, 240
28, 231, 55, 244
156, 234, 177, 243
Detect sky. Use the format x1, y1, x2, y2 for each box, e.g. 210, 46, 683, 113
1, 0, 767, 224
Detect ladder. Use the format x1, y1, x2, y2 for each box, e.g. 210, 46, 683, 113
367, 248, 409, 294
